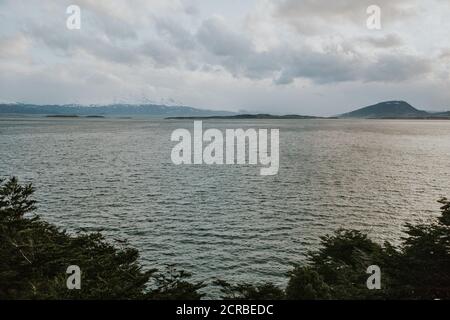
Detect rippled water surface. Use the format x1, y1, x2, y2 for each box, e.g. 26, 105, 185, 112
1, 117, 450, 295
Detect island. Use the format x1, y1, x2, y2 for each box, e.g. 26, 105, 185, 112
166, 114, 331, 120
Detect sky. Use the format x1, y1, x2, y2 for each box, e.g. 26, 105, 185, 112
0, 0, 449, 116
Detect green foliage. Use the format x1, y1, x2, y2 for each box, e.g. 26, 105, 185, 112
388, 197, 450, 299
214, 279, 285, 300
301, 230, 388, 299
285, 267, 331, 299
220, 200, 450, 300
148, 266, 204, 300
2, 177, 450, 300
0, 177, 204, 300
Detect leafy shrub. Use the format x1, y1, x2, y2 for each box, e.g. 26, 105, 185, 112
219, 199, 450, 300
2, 177, 450, 300
0, 177, 204, 300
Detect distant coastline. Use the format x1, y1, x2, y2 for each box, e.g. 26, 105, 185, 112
46, 115, 105, 118
1, 100, 450, 120
165, 114, 334, 120
46, 114, 79, 118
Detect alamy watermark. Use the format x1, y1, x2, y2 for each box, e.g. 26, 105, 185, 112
66, 265, 81, 290
366, 5, 381, 30
170, 121, 279, 176
366, 265, 381, 289
66, 5, 81, 30
62, 263, 379, 291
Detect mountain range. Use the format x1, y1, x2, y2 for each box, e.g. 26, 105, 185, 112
0, 103, 235, 117
0, 101, 449, 119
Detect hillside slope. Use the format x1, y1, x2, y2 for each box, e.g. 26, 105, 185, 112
339, 101, 429, 119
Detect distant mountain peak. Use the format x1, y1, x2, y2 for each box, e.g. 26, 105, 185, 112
339, 100, 428, 119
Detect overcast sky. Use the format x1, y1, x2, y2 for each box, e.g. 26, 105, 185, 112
1, 0, 449, 115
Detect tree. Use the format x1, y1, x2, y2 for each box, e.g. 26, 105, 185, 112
214, 279, 285, 300
220, 201, 450, 300
3, 177, 450, 300
0, 177, 204, 299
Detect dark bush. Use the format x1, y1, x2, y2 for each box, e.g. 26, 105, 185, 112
220, 199, 450, 300
3, 177, 450, 300
0, 177, 204, 300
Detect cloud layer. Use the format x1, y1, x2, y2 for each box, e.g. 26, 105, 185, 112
0, 0, 449, 115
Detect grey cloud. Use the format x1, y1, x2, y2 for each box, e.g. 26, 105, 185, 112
153, 17, 197, 50
363, 54, 432, 82
439, 49, 450, 60
89, 13, 137, 41
140, 39, 181, 67
6, 0, 435, 86
0, 0, 446, 113
76, 0, 138, 40
359, 34, 404, 48
197, 17, 253, 57
192, 17, 431, 85
274, 49, 359, 84
273, 51, 432, 85
274, 0, 418, 34
21, 15, 141, 65
0, 35, 29, 58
